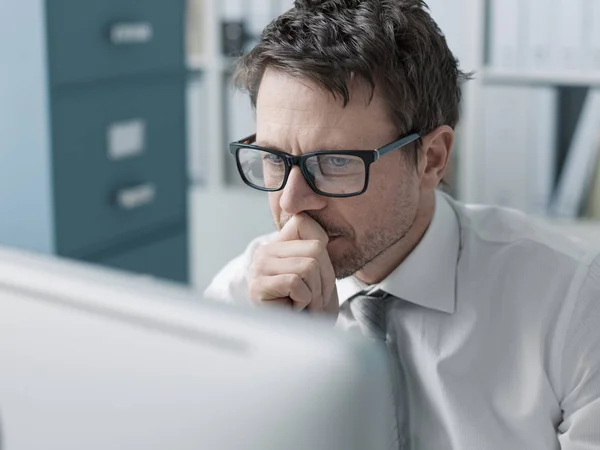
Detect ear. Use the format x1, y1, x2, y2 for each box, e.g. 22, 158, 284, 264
418, 125, 454, 191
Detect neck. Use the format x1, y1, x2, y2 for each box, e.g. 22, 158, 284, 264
355, 190, 436, 285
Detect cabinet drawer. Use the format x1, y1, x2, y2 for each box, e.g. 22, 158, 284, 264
52, 76, 187, 256
47, 0, 185, 84
93, 228, 188, 283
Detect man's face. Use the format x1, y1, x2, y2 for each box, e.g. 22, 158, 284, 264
256, 69, 423, 279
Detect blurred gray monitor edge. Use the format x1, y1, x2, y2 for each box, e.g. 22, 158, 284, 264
0, 246, 392, 450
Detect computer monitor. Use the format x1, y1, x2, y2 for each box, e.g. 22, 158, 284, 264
0, 246, 393, 450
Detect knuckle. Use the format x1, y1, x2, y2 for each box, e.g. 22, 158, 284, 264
248, 279, 262, 301
303, 258, 320, 276
287, 273, 303, 288
253, 244, 269, 259
250, 250, 276, 276
249, 261, 263, 279
249, 260, 258, 277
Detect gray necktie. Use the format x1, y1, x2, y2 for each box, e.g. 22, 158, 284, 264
349, 291, 406, 450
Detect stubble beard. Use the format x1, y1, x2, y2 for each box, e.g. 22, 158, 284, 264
330, 214, 416, 279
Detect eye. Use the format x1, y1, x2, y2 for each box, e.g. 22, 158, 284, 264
262, 153, 284, 164
310, 154, 364, 177
322, 156, 351, 167
326, 156, 350, 167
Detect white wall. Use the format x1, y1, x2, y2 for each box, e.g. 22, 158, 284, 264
190, 188, 274, 291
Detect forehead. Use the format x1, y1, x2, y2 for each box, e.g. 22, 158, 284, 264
255, 69, 396, 151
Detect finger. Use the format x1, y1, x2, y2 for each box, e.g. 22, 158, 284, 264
318, 253, 336, 309
274, 214, 301, 242
273, 214, 333, 309
248, 274, 312, 310
255, 297, 293, 309
259, 241, 334, 310
276, 213, 329, 245
260, 257, 323, 310
324, 285, 340, 316
295, 213, 329, 244
260, 240, 327, 259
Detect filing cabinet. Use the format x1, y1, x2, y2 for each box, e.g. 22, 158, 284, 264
1, 1, 189, 283
47, 0, 185, 85
51, 75, 187, 256
90, 224, 189, 283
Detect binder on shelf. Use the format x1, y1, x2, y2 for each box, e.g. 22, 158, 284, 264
426, 0, 447, 39
551, 89, 600, 218
186, 0, 204, 60
278, 0, 293, 15
584, 152, 600, 219
246, 0, 275, 52
221, 0, 247, 56
489, 0, 522, 69
524, 0, 554, 70
588, 0, 600, 70
480, 85, 531, 212
528, 87, 559, 215
187, 74, 209, 185
224, 77, 256, 186
553, 0, 585, 70
427, 0, 465, 66
480, 85, 558, 215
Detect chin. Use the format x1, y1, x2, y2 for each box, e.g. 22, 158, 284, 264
328, 238, 360, 279
326, 236, 343, 260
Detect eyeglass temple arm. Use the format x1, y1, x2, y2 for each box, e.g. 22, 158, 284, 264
229, 133, 257, 154
374, 133, 421, 161
240, 133, 257, 145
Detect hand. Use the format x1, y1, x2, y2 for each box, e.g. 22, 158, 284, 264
248, 213, 339, 318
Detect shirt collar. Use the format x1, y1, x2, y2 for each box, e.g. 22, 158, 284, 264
337, 190, 460, 314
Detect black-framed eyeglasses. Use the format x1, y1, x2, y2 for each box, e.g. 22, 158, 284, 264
228, 132, 421, 198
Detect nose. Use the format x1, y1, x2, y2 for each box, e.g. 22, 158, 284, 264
279, 166, 327, 216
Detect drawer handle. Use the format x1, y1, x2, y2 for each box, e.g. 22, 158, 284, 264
116, 183, 157, 210
110, 22, 154, 45
107, 119, 146, 161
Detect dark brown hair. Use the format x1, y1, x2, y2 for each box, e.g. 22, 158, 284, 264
233, 0, 470, 137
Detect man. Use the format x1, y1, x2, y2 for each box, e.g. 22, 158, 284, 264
205, 0, 600, 448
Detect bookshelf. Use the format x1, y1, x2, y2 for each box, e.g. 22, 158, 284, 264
459, 0, 600, 230
481, 69, 600, 88
186, 0, 279, 290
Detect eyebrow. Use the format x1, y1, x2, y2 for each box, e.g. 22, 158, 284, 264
255, 140, 288, 153
255, 140, 366, 153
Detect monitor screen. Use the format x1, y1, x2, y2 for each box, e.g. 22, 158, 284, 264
0, 247, 393, 450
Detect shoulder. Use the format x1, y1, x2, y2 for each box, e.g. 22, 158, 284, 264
445, 194, 600, 320
203, 232, 278, 305
445, 194, 592, 265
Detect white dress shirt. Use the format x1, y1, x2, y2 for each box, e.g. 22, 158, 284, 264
205, 191, 600, 449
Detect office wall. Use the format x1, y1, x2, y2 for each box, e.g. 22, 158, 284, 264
0, 1, 54, 253
190, 189, 274, 291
